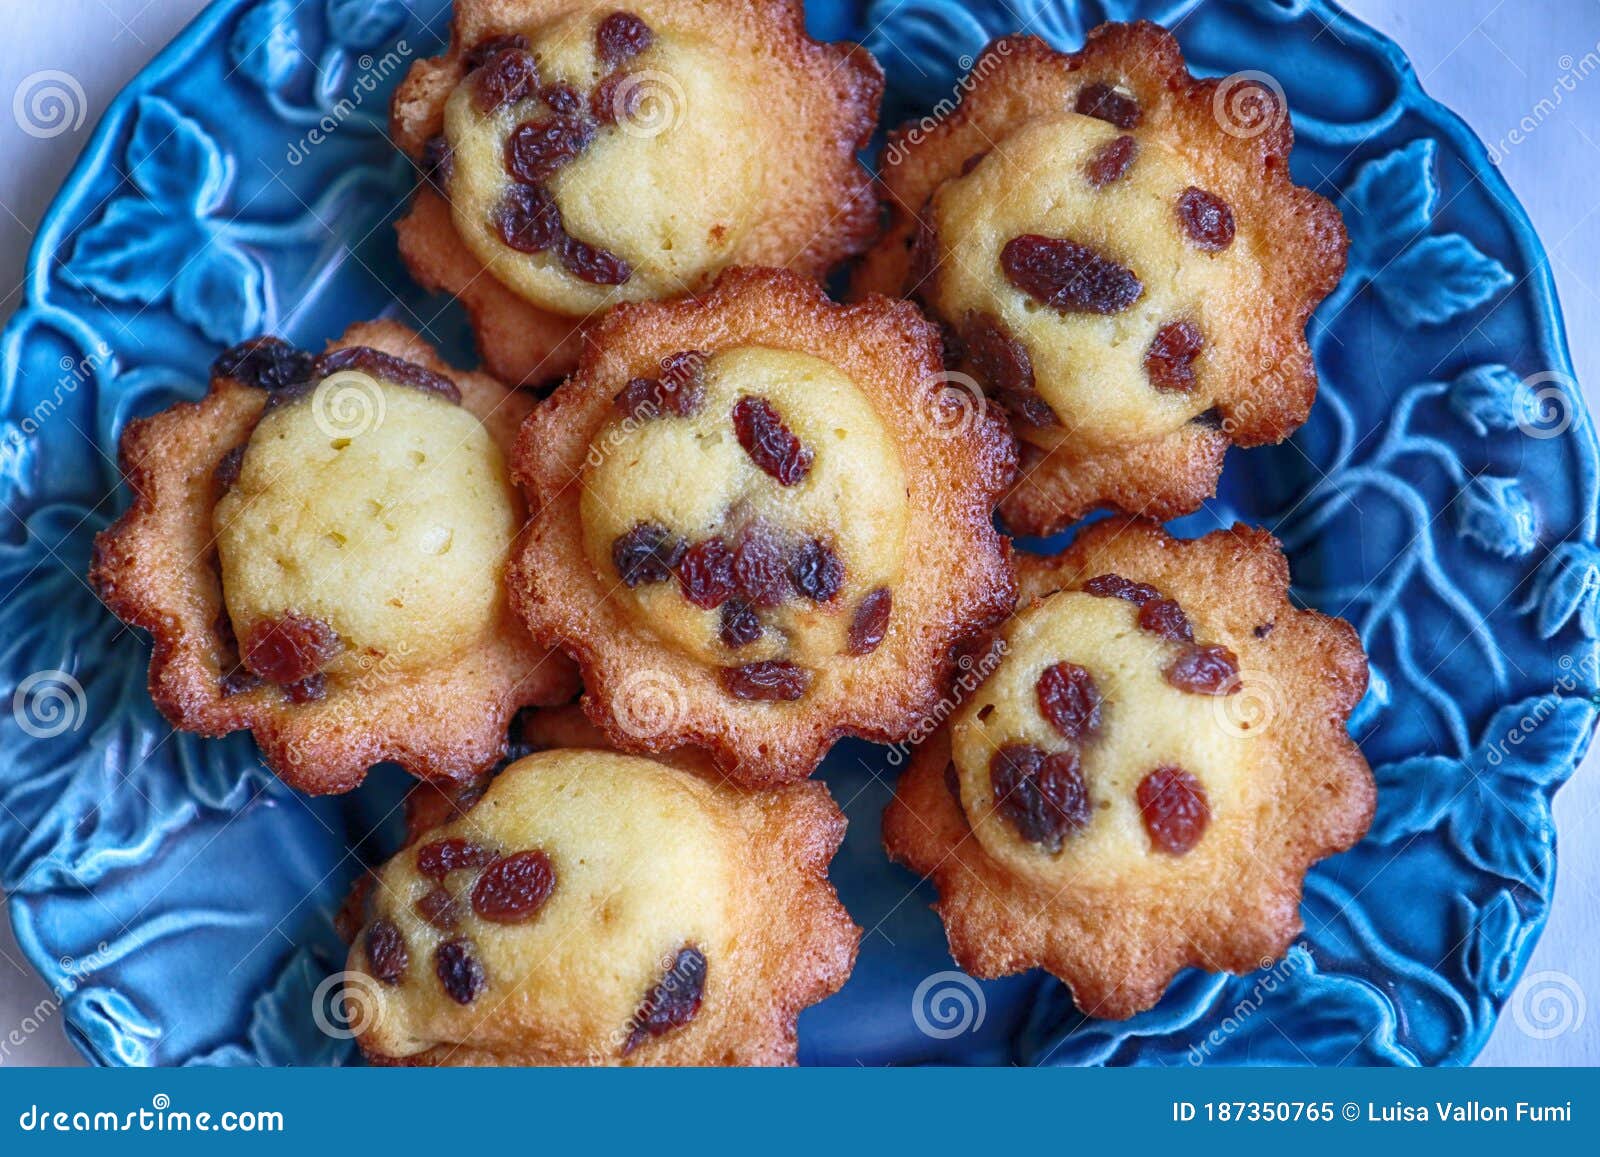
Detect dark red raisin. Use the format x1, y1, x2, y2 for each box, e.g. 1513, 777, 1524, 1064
614, 377, 661, 419
1075, 82, 1141, 129
676, 537, 736, 609
285, 674, 326, 704
1085, 134, 1137, 186
434, 938, 487, 1004
944, 761, 964, 807
719, 601, 763, 649
1082, 573, 1161, 606
960, 311, 1056, 428
989, 743, 1091, 853
472, 46, 537, 113
732, 396, 812, 485
415, 887, 460, 930
597, 11, 655, 66
492, 183, 563, 254
623, 945, 705, 1055
1177, 187, 1235, 252
558, 233, 633, 284
418, 134, 453, 193
464, 33, 529, 72
541, 82, 583, 115
1137, 766, 1210, 854
790, 538, 843, 603
242, 615, 341, 684
214, 444, 245, 492
220, 668, 261, 697
612, 522, 686, 586
591, 70, 640, 126
1164, 643, 1241, 695
720, 661, 811, 701
848, 588, 892, 655
1035, 662, 1102, 740
213, 337, 313, 392
471, 850, 556, 924
313, 346, 461, 403
1001, 234, 1143, 314
416, 838, 496, 880
1253, 622, 1275, 638
1138, 597, 1194, 642
1144, 320, 1205, 392
365, 920, 408, 985
960, 149, 990, 175
657, 351, 706, 413
506, 116, 595, 183
731, 525, 790, 607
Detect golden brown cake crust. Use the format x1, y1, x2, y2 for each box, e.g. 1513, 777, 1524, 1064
882, 519, 1373, 1019
854, 23, 1347, 534
507, 266, 1017, 787
89, 320, 578, 795
391, 0, 883, 386
343, 709, 859, 1066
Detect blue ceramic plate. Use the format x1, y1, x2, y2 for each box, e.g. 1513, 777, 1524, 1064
2, 0, 1595, 1067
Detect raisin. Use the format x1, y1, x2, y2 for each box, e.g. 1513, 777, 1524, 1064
1164, 643, 1241, 695
1035, 662, 1102, 740
732, 396, 812, 485
1253, 622, 1275, 639
790, 538, 843, 603
591, 70, 640, 126
960, 149, 990, 175
365, 920, 408, 985
558, 233, 633, 284
1136, 766, 1209, 854
463, 33, 529, 72
1001, 234, 1143, 314
242, 615, 341, 685
434, 938, 486, 1005
1144, 320, 1205, 392
506, 116, 595, 183
989, 743, 1091, 853
492, 183, 563, 254
675, 537, 735, 609
1177, 187, 1235, 252
597, 11, 654, 66
471, 850, 556, 924
944, 762, 964, 806
1085, 134, 1137, 186
658, 351, 706, 413
719, 601, 763, 649
720, 661, 811, 701
1083, 573, 1161, 606
731, 525, 790, 607
472, 45, 537, 113
848, 588, 892, 655
416, 838, 496, 880
541, 82, 583, 115
415, 887, 460, 931
960, 311, 1056, 428
1075, 82, 1141, 128
313, 346, 461, 403
614, 377, 661, 419
220, 668, 261, 697
214, 444, 245, 492
213, 337, 314, 392
419, 134, 453, 193
1138, 597, 1194, 642
1192, 407, 1224, 429
285, 674, 326, 704
613, 522, 686, 586
623, 945, 706, 1055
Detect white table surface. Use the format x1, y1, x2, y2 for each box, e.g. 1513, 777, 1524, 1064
1, 0, 1598, 1067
